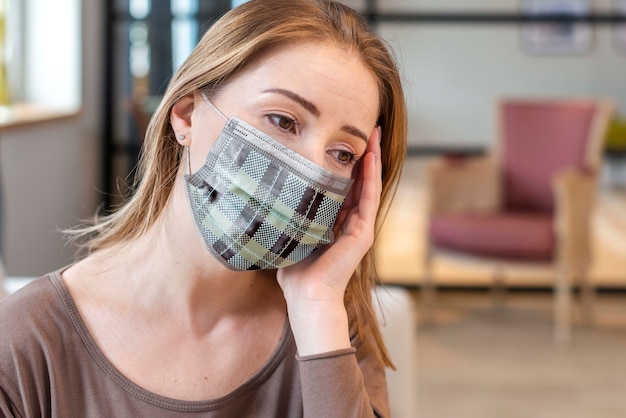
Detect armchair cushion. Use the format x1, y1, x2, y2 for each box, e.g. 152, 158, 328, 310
429, 212, 555, 261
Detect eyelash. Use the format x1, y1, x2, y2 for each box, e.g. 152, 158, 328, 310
266, 113, 360, 167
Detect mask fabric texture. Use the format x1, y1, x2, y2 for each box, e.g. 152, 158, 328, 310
184, 108, 354, 271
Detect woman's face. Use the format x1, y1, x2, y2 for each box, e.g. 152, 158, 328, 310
188, 41, 380, 179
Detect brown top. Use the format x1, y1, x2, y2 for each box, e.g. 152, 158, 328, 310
0, 272, 389, 417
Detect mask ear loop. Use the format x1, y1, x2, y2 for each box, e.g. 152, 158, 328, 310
200, 91, 228, 121
186, 146, 192, 176
177, 133, 192, 176
180, 92, 225, 178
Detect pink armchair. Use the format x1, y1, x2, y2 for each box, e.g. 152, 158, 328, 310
422, 98, 614, 346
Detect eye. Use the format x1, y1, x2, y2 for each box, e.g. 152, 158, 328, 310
329, 149, 358, 167
267, 114, 298, 134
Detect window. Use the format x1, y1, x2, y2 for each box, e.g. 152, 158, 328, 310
0, 0, 15, 106
104, 0, 232, 207
0, 0, 5, 105
25, 0, 81, 109
0, 0, 80, 111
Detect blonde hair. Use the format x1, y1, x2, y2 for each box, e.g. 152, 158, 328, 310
70, 0, 407, 368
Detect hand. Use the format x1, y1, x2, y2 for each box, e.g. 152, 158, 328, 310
276, 126, 382, 355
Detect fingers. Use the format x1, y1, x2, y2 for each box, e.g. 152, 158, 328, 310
360, 126, 382, 222
279, 127, 384, 293
367, 125, 382, 154
333, 125, 383, 240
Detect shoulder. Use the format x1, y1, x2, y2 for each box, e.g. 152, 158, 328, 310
0, 273, 70, 415
0, 274, 64, 334
1, 274, 56, 316
0, 272, 71, 362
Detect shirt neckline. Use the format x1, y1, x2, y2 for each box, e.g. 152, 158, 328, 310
48, 270, 292, 412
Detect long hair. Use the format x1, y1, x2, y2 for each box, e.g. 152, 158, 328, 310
70, 0, 407, 368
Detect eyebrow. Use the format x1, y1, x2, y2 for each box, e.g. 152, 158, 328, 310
341, 124, 368, 143
263, 88, 320, 117
263, 88, 369, 142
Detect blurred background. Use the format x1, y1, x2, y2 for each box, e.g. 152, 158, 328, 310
1, 0, 625, 417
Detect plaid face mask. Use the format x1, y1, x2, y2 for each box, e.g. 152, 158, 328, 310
183, 99, 354, 271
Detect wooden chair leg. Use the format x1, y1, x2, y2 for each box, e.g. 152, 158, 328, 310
554, 267, 572, 349
491, 265, 506, 312
578, 266, 595, 326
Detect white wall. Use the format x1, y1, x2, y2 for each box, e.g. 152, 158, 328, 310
0, 0, 101, 276
372, 0, 626, 148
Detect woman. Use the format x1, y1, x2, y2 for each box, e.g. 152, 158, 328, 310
0, 0, 407, 416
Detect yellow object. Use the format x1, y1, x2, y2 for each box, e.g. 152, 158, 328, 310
0, 0, 8, 106
605, 118, 626, 152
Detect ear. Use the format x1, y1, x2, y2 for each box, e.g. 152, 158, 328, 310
170, 95, 195, 146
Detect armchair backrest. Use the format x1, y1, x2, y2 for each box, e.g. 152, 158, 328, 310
497, 99, 613, 213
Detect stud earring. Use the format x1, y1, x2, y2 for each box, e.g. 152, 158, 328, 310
178, 134, 185, 142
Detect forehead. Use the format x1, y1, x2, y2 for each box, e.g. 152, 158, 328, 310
219, 41, 380, 113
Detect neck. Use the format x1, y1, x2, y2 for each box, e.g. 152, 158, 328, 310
64, 183, 284, 334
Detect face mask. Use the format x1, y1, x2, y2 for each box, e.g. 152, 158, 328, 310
183, 94, 354, 271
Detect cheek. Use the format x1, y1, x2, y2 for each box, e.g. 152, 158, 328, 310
348, 165, 357, 180
189, 121, 224, 172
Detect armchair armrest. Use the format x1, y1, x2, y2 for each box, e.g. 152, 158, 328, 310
553, 168, 598, 269
425, 155, 500, 215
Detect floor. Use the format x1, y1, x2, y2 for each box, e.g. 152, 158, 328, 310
376, 157, 626, 417
411, 290, 626, 418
